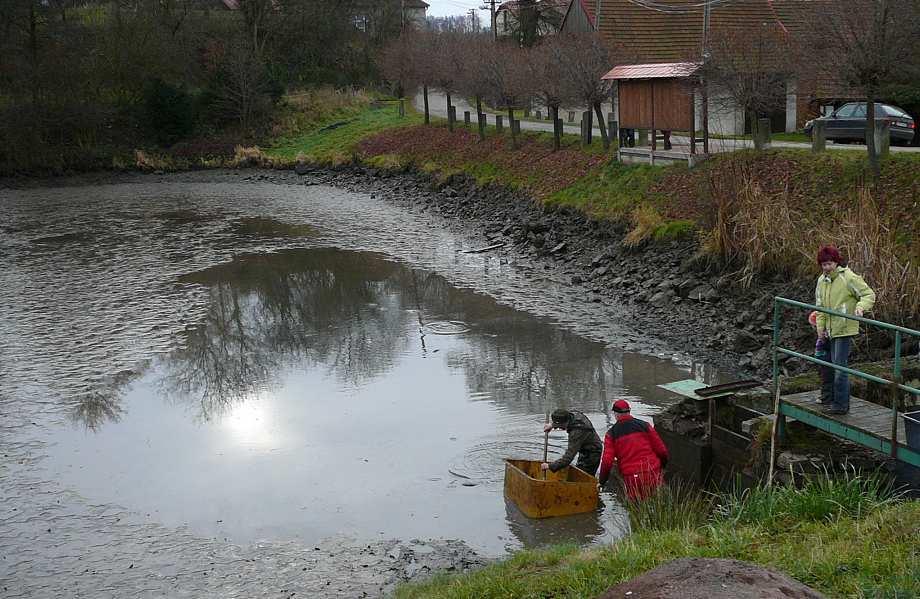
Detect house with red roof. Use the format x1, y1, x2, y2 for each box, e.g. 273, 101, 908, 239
561, 0, 826, 135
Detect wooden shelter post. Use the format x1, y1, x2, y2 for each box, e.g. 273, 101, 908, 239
690, 86, 697, 155
650, 82, 656, 165
702, 76, 710, 155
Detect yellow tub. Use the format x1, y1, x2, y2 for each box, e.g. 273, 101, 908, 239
503, 458, 599, 519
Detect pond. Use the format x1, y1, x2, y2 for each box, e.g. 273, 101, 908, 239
0, 175, 718, 595
40, 246, 710, 554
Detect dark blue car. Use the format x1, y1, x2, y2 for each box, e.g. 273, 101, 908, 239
804, 102, 916, 145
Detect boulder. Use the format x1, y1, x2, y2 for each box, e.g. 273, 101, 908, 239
597, 558, 826, 599
649, 289, 675, 307
733, 330, 763, 353
688, 284, 720, 302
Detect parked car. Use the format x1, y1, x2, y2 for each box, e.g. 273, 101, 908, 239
804, 102, 916, 145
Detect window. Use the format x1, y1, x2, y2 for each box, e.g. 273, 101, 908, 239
851, 104, 867, 118
834, 104, 856, 118
882, 105, 910, 118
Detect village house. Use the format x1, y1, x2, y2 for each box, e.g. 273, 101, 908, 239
561, 0, 820, 135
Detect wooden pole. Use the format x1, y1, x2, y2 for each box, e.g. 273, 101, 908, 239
690, 87, 697, 155
650, 81, 656, 165
767, 375, 782, 488
702, 78, 709, 154
423, 84, 430, 125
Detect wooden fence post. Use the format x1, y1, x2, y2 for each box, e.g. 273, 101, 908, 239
608, 113, 618, 150
874, 121, 891, 158
812, 120, 827, 152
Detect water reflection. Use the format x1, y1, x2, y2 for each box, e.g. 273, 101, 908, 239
51, 247, 716, 554
162, 250, 414, 420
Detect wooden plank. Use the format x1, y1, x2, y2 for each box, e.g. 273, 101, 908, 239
652, 79, 693, 131
619, 80, 653, 129
658, 379, 735, 401
782, 392, 907, 441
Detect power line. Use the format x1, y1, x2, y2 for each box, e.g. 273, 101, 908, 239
624, 0, 734, 14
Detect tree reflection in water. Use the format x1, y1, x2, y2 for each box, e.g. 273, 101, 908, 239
73, 247, 713, 427
161, 249, 415, 420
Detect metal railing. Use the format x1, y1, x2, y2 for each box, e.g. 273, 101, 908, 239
770, 297, 920, 469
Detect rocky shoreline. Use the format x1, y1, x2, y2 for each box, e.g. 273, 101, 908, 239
299, 163, 819, 377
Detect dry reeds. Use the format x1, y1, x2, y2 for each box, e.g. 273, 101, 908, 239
624, 204, 664, 248
228, 145, 269, 168
705, 181, 920, 325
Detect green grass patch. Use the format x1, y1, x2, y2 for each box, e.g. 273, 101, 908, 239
397, 476, 918, 599
545, 160, 678, 221
708, 131, 811, 144
653, 219, 695, 242
267, 100, 422, 165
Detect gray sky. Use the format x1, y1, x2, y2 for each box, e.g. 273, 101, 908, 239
425, 0, 492, 19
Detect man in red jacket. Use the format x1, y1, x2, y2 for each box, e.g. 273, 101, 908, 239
597, 399, 669, 500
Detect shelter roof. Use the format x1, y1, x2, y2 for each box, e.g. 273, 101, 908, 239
602, 61, 701, 80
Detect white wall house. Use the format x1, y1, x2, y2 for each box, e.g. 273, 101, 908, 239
562, 0, 812, 135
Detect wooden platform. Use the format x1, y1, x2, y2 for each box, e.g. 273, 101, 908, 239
780, 390, 919, 467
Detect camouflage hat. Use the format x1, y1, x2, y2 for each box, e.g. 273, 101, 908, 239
550, 409, 571, 427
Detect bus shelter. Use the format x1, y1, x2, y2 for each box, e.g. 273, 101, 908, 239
602, 62, 708, 167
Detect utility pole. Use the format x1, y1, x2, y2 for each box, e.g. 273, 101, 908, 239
480, 0, 497, 41
701, 0, 711, 60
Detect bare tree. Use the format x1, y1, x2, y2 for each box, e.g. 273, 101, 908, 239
379, 31, 419, 102
527, 35, 569, 151
457, 33, 494, 141
482, 43, 532, 148
432, 30, 468, 132
700, 21, 792, 150
213, 40, 271, 131
805, 0, 920, 175
560, 33, 615, 149
237, 0, 276, 60
409, 29, 441, 125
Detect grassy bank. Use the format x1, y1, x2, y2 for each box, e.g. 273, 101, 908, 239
354, 117, 920, 326
397, 476, 919, 598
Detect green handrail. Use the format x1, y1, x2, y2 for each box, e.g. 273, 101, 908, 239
774, 297, 920, 338
775, 348, 920, 396
771, 296, 919, 468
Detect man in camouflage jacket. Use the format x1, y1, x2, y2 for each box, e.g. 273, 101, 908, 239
540, 409, 603, 476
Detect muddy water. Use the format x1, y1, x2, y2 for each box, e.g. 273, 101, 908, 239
0, 175, 718, 596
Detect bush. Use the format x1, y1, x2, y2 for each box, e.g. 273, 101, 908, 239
142, 78, 196, 145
